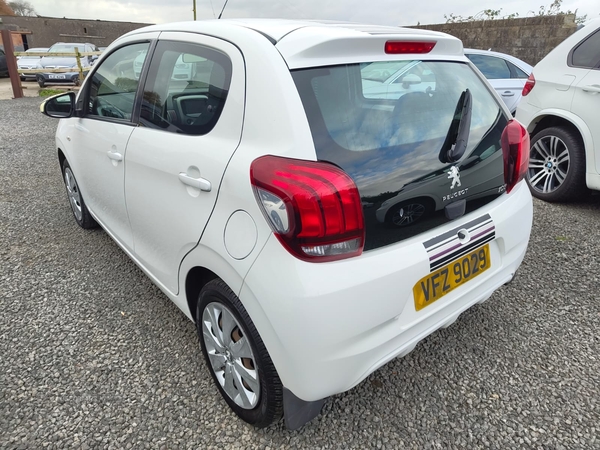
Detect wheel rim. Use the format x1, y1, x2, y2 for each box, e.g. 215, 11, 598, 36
528, 135, 570, 194
202, 302, 260, 409
64, 167, 83, 222
391, 203, 426, 226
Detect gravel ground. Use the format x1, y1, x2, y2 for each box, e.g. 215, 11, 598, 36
1, 97, 599, 449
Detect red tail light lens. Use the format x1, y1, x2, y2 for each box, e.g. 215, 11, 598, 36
501, 120, 530, 194
385, 41, 436, 54
250, 156, 365, 262
522, 73, 535, 96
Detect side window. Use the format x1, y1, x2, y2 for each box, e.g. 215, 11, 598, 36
571, 29, 600, 69
467, 54, 511, 79
507, 61, 529, 79
86, 42, 150, 121
139, 40, 232, 136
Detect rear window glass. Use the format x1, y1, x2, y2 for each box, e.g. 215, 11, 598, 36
292, 60, 508, 250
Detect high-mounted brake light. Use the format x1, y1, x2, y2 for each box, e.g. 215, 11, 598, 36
385, 41, 436, 54
501, 120, 530, 194
250, 156, 365, 262
522, 73, 535, 96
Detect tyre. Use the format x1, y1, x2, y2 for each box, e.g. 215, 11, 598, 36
386, 199, 432, 227
196, 279, 283, 428
73, 77, 80, 86
61, 160, 98, 229
526, 126, 587, 202
37, 77, 45, 88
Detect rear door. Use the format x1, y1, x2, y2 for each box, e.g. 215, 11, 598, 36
569, 28, 600, 174
124, 33, 245, 294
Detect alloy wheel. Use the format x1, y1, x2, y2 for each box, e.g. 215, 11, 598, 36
64, 167, 83, 222
201, 302, 260, 409
528, 135, 570, 194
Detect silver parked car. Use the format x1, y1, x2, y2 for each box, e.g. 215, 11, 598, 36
464, 49, 532, 114
17, 47, 49, 81
36, 42, 99, 87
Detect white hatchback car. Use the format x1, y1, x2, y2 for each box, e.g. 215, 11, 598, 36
517, 18, 600, 202
41, 19, 533, 429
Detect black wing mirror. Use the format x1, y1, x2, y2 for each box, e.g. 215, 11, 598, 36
40, 91, 76, 118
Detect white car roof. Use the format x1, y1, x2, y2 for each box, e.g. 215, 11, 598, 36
124, 19, 465, 69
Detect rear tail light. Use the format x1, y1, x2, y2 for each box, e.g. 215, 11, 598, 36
501, 120, 530, 194
250, 156, 365, 262
385, 41, 436, 54
522, 73, 535, 96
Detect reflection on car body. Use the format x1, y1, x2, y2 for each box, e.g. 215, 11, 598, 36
362, 60, 436, 99
374, 135, 506, 228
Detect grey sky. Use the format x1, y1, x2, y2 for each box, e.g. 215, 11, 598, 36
32, 0, 598, 26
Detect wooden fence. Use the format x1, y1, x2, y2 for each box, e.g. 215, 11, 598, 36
13, 47, 103, 87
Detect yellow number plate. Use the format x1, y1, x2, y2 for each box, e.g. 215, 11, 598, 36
413, 244, 491, 311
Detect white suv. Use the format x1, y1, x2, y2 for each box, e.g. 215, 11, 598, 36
517, 18, 600, 202
41, 20, 532, 429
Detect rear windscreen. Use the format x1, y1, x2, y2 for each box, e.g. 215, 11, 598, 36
292, 60, 509, 251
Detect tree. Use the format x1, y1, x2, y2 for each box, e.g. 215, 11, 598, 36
444, 1, 588, 25
7, 0, 36, 16
0, 0, 16, 15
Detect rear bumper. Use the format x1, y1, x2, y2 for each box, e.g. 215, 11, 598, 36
241, 181, 533, 402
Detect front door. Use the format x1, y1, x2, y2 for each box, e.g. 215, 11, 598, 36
124, 33, 245, 294
68, 38, 154, 251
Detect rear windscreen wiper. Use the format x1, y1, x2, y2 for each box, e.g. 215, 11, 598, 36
439, 89, 472, 163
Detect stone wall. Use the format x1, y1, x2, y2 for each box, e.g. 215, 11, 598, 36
410, 14, 578, 65
0, 15, 152, 50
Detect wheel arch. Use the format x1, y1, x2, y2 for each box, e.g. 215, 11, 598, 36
179, 243, 251, 323
57, 148, 66, 168
525, 111, 596, 180
184, 266, 219, 323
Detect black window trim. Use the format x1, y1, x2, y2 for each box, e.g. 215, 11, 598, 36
568, 28, 600, 70
76, 39, 157, 126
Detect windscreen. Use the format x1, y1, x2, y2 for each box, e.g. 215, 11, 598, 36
292, 60, 509, 251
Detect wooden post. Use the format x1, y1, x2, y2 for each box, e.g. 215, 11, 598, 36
193, 0, 197, 20
74, 46, 84, 85
0, 28, 24, 98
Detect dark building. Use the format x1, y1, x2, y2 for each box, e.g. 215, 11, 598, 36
0, 15, 153, 51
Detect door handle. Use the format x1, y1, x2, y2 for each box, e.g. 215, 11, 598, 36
107, 151, 123, 162
501, 91, 515, 97
582, 85, 600, 94
178, 173, 211, 192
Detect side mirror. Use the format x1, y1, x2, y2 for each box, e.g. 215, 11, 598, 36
40, 91, 76, 118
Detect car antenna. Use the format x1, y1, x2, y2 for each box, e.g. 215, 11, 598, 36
218, 0, 230, 19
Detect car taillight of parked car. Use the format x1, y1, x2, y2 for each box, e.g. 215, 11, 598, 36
522, 73, 535, 96
501, 120, 530, 194
250, 156, 365, 262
